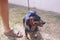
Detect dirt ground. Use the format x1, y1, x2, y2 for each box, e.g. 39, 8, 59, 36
0, 4, 60, 40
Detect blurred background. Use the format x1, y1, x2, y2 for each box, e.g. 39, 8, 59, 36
8, 0, 60, 13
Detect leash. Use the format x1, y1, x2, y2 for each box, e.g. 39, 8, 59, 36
27, 0, 30, 11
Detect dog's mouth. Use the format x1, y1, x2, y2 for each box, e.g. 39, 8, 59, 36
40, 22, 46, 27
33, 21, 46, 27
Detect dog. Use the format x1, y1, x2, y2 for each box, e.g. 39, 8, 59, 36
23, 15, 45, 40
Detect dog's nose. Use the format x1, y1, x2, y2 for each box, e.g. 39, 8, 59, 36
42, 22, 46, 24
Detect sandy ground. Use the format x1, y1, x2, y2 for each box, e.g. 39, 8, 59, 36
0, 4, 60, 40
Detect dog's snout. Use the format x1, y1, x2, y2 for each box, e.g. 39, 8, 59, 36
42, 22, 46, 24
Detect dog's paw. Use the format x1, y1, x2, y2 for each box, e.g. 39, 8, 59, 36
26, 33, 31, 40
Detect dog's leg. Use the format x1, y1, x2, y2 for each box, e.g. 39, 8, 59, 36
26, 32, 31, 40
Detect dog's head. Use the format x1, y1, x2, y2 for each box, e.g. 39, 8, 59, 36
32, 17, 46, 27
